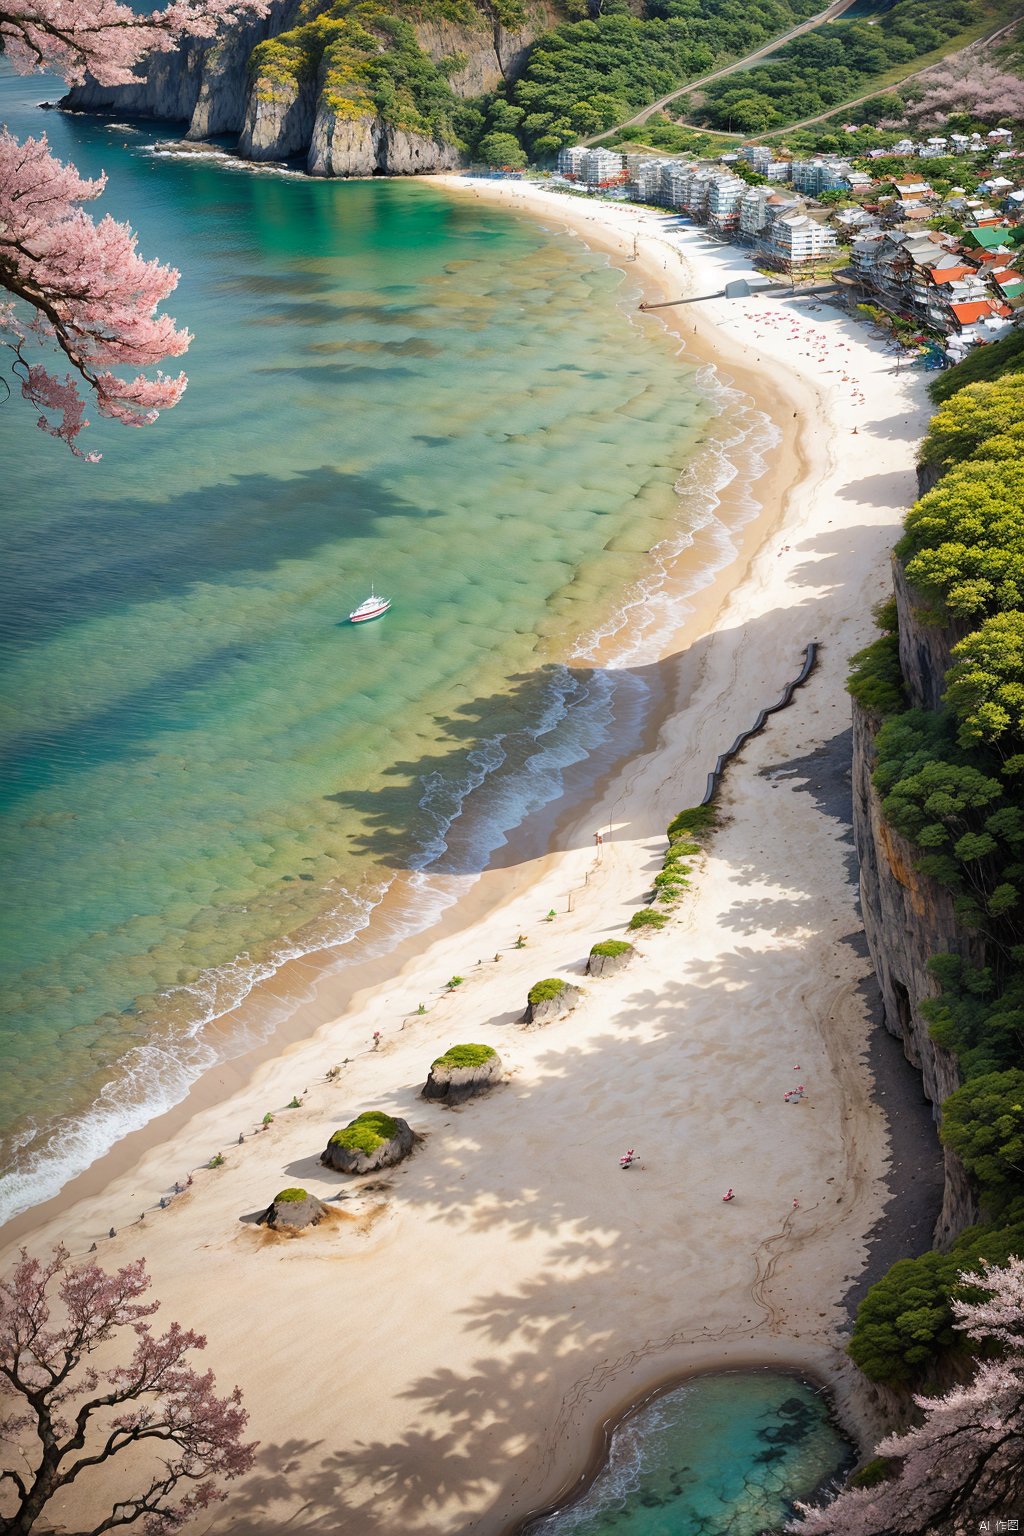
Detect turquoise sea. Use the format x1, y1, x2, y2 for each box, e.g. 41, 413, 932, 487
0, 70, 775, 1225
528, 1373, 852, 1536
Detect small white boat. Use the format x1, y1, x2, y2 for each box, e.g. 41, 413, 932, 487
348, 589, 391, 624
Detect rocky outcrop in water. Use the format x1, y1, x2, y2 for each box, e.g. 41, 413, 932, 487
62, 0, 561, 177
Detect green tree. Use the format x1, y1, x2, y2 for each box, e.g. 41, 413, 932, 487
942, 1070, 1024, 1208
477, 131, 527, 167
945, 613, 1024, 752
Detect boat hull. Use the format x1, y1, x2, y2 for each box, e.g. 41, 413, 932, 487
349, 603, 390, 623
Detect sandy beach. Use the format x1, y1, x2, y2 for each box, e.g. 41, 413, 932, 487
0, 177, 933, 1534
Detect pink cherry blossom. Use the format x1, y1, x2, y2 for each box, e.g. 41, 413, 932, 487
0, 0, 269, 456
0, 0, 270, 88
790, 1256, 1024, 1535
1, 130, 190, 456
0, 1243, 256, 1535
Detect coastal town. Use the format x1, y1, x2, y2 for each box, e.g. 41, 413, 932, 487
554, 128, 1023, 359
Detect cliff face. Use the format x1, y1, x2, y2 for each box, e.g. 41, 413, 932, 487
852, 693, 980, 1247
62, 0, 302, 132
63, 0, 560, 176
853, 520, 982, 1248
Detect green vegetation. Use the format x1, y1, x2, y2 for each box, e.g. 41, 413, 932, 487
929, 330, 1024, 406
207, 1152, 225, 1168
474, 0, 822, 158
329, 1110, 399, 1153
848, 334, 1024, 1389
527, 977, 567, 1004
628, 908, 669, 930
287, 1095, 302, 1108
274, 1187, 309, 1203
608, 117, 732, 158
431, 1043, 497, 1068
847, 599, 905, 718
249, 0, 474, 145
849, 1212, 1024, 1383
691, 0, 982, 133
687, 0, 982, 135
667, 804, 717, 839
446, 975, 464, 989
590, 939, 633, 958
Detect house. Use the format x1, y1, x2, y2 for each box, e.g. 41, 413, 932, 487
757, 210, 838, 271
790, 158, 845, 195
581, 148, 626, 187
834, 206, 878, 233
707, 174, 747, 235
851, 232, 885, 279
556, 146, 588, 178
889, 176, 934, 201
961, 225, 1024, 259
988, 128, 1014, 145
843, 170, 874, 194
892, 139, 917, 155
737, 185, 776, 242
741, 145, 772, 172
992, 267, 1024, 301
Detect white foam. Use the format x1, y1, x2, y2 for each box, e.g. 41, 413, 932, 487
0, 198, 780, 1228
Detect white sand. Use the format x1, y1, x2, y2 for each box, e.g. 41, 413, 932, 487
2, 180, 932, 1535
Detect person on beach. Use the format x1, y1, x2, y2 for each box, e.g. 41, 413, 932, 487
722, 1188, 734, 1202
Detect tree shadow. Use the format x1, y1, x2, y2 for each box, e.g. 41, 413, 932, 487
207, 701, 947, 1534
0, 465, 436, 653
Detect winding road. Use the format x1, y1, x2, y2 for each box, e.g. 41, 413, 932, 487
585, 0, 858, 146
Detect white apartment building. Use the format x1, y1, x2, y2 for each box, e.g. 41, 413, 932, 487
758, 211, 838, 270
707, 174, 747, 235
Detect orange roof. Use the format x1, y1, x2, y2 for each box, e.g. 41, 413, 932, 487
930, 265, 978, 284
951, 300, 998, 323
993, 270, 1024, 287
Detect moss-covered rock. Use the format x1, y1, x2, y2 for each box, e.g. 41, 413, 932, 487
586, 940, 634, 978
523, 977, 581, 1024
321, 1109, 415, 1173
423, 1043, 502, 1103
258, 1188, 330, 1230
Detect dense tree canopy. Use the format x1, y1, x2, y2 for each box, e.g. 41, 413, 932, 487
694, 0, 981, 131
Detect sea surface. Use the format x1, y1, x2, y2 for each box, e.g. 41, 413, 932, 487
0, 69, 775, 1224
528, 1372, 852, 1536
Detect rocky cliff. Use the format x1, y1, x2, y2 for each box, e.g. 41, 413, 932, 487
63, 0, 560, 176
852, 513, 982, 1248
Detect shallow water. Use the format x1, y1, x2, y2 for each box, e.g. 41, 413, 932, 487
528, 1372, 852, 1536
0, 73, 774, 1222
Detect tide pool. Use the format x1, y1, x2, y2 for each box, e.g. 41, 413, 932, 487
528, 1372, 852, 1536
0, 71, 771, 1222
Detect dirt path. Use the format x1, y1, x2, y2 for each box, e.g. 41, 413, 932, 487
585, 0, 857, 145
